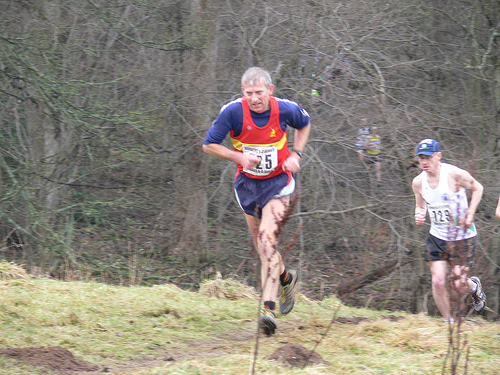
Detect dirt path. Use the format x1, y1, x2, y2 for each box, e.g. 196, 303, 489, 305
0, 315, 403, 373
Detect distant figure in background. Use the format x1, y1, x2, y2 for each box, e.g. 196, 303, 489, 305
412, 139, 486, 323
331, 50, 351, 84
364, 126, 382, 182
312, 71, 329, 103
311, 75, 324, 104
312, 63, 336, 103
496, 197, 500, 219
355, 118, 370, 162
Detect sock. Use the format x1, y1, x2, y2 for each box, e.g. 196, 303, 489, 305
264, 301, 276, 311
280, 270, 292, 285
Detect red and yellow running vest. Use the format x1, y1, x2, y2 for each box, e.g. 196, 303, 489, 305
230, 97, 291, 179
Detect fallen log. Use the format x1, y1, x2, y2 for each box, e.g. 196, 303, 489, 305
336, 258, 399, 297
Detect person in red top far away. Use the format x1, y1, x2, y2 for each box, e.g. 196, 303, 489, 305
203, 67, 311, 335
411, 139, 486, 324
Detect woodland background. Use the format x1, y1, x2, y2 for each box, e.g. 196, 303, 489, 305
0, 0, 499, 319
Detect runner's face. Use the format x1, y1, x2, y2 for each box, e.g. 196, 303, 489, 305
242, 79, 274, 113
418, 152, 441, 172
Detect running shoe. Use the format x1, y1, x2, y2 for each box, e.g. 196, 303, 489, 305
279, 269, 298, 315
259, 307, 277, 336
470, 276, 486, 312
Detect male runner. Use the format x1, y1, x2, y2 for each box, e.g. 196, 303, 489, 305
203, 67, 311, 335
412, 139, 486, 322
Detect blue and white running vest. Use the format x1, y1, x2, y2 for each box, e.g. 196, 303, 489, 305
421, 163, 477, 241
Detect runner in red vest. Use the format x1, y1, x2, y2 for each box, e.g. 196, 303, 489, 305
203, 67, 311, 335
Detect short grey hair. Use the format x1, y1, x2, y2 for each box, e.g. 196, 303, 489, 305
241, 67, 272, 88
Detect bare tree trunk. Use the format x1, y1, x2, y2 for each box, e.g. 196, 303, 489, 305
19, 0, 77, 270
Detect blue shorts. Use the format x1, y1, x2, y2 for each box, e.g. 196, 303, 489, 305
424, 234, 476, 267
234, 172, 295, 218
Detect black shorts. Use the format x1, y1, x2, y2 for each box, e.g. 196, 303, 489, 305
365, 154, 380, 164
424, 234, 476, 267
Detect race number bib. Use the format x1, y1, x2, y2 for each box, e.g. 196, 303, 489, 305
428, 203, 453, 227
242, 145, 278, 176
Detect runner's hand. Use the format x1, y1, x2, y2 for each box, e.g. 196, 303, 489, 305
282, 154, 300, 173
239, 153, 261, 169
414, 213, 426, 225
459, 212, 474, 229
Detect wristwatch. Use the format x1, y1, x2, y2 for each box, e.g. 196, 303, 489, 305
292, 149, 303, 158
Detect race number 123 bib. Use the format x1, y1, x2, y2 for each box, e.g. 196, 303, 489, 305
428, 203, 453, 227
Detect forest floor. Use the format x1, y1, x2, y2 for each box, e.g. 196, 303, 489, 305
0, 314, 429, 374
0, 263, 499, 374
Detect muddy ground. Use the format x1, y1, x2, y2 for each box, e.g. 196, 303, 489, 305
0, 315, 405, 374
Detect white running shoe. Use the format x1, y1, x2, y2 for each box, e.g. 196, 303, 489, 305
470, 276, 486, 312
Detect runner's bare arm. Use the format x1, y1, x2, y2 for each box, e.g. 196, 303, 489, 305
292, 123, 311, 154
203, 143, 260, 169
412, 175, 427, 225
282, 123, 311, 173
453, 167, 483, 228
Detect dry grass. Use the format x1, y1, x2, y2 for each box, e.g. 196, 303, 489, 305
0, 261, 30, 282
0, 275, 498, 374
199, 276, 259, 300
